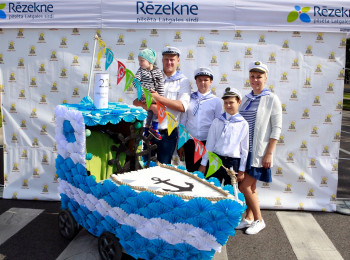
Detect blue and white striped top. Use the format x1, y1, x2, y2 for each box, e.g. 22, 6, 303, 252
239, 96, 261, 152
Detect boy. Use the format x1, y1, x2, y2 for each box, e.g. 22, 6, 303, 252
199, 87, 249, 186
179, 67, 223, 172
134, 48, 164, 140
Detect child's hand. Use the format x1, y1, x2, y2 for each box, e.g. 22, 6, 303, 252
177, 146, 185, 160
236, 171, 245, 182
198, 165, 206, 174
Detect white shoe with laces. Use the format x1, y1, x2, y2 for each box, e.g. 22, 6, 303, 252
245, 219, 266, 234
235, 218, 253, 230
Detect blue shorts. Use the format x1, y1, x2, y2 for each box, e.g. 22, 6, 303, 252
207, 155, 240, 186
246, 151, 272, 183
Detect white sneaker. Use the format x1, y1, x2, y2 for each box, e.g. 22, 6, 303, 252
235, 218, 253, 230
245, 219, 266, 235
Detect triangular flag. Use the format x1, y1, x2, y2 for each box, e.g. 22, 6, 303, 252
157, 101, 166, 124
105, 48, 114, 71
193, 138, 206, 164
96, 39, 106, 64
178, 124, 191, 149
166, 111, 177, 135
124, 69, 134, 91
142, 87, 153, 109
206, 151, 223, 178
117, 61, 126, 85
134, 78, 143, 100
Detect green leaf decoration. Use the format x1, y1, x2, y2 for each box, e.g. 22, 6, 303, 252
287, 11, 298, 23
0, 4, 6, 9
302, 7, 310, 13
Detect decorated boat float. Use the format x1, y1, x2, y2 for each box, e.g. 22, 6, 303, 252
55, 97, 246, 260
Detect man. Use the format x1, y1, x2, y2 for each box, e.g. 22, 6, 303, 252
133, 46, 191, 164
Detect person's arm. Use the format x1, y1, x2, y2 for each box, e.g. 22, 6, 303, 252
151, 77, 191, 112
262, 138, 278, 169
262, 95, 282, 169
239, 122, 249, 172
151, 90, 186, 112
133, 99, 157, 114
269, 95, 283, 140
215, 99, 224, 118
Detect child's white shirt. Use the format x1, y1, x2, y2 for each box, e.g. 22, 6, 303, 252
201, 112, 249, 172
180, 91, 223, 141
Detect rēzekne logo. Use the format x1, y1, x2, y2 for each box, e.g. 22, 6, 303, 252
0, 3, 6, 19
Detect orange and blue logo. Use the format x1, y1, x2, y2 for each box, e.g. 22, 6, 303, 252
0, 3, 6, 19
287, 5, 311, 23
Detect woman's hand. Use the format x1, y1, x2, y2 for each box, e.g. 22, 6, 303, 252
262, 153, 273, 169
236, 171, 245, 182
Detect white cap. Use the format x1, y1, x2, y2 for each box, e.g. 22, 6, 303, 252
222, 87, 242, 100
162, 46, 181, 56
249, 61, 269, 73
194, 67, 214, 80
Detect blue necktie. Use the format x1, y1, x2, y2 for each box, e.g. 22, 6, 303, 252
191, 91, 215, 115
244, 88, 271, 111
218, 113, 245, 133
164, 71, 186, 82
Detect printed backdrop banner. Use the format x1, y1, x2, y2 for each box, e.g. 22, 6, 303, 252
0, 28, 345, 212
0, 1, 350, 32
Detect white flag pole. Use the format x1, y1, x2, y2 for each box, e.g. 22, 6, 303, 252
87, 34, 99, 97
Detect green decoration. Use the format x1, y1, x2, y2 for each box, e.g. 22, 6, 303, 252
134, 121, 142, 129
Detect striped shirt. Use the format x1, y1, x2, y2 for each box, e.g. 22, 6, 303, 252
239, 96, 261, 152
134, 67, 164, 96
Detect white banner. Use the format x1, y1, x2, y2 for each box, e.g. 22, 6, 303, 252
0, 28, 345, 211
235, 0, 350, 33
1, 0, 350, 32
0, 0, 101, 28
101, 0, 235, 29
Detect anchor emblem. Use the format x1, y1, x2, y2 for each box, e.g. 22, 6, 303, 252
151, 177, 194, 192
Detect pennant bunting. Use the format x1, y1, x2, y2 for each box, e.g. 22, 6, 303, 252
96, 39, 106, 64
166, 111, 177, 136
134, 78, 143, 100
124, 69, 134, 91
142, 87, 153, 109
157, 101, 166, 124
105, 48, 114, 71
117, 61, 126, 85
206, 151, 223, 178
178, 124, 191, 149
193, 138, 206, 164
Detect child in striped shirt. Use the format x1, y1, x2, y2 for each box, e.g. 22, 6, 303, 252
134, 48, 164, 140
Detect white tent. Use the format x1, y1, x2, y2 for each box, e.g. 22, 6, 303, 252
0, 0, 348, 211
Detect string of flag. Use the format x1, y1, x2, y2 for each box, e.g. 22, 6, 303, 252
96, 38, 225, 178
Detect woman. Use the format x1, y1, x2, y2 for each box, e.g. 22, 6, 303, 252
178, 67, 223, 172
237, 61, 282, 235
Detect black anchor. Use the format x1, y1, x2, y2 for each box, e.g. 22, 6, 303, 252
151, 177, 194, 192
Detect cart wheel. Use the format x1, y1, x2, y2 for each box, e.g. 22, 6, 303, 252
58, 210, 80, 240
98, 232, 122, 260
